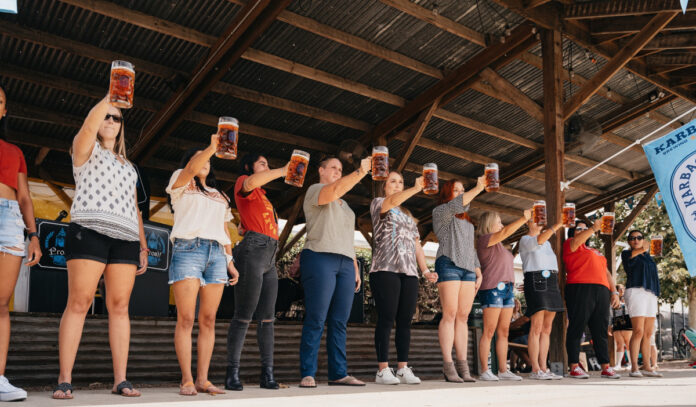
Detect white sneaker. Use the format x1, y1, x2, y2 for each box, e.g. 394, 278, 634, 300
396, 366, 421, 384
498, 370, 523, 381
629, 370, 643, 377
545, 369, 563, 380
642, 370, 663, 377
375, 367, 400, 385
479, 369, 499, 381
0, 376, 27, 402
529, 370, 552, 380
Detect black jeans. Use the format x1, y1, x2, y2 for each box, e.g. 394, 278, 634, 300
226, 231, 278, 368
565, 283, 611, 365
370, 271, 419, 363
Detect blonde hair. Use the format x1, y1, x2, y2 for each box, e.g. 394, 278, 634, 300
477, 211, 500, 236
382, 171, 417, 224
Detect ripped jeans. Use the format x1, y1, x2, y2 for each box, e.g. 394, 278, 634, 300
168, 238, 229, 286
0, 198, 26, 257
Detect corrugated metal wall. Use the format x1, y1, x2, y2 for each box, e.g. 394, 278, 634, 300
7, 314, 477, 386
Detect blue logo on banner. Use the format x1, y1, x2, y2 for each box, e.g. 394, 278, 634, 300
644, 119, 696, 276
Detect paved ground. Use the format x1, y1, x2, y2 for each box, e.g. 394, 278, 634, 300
19, 366, 696, 407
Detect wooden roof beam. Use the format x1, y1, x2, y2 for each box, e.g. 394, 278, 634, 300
563, 12, 678, 120
646, 53, 696, 66
590, 13, 696, 35
478, 68, 544, 122
393, 98, 441, 172
564, 0, 696, 19
641, 33, 696, 51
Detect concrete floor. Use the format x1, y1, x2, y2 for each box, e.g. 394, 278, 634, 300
19, 367, 696, 407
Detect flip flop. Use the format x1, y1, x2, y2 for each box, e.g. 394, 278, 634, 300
179, 381, 198, 396
299, 376, 317, 388
195, 381, 225, 395
328, 376, 365, 386
111, 380, 140, 397
52, 382, 74, 400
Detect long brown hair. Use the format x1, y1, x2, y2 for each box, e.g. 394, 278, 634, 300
439, 179, 472, 223
70, 107, 129, 162
383, 171, 417, 224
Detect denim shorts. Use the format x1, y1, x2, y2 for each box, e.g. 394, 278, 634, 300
169, 238, 228, 286
478, 282, 515, 309
435, 256, 476, 282
0, 198, 26, 257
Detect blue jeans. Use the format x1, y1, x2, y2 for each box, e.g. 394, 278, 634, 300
0, 199, 25, 257
168, 238, 228, 286
299, 249, 355, 380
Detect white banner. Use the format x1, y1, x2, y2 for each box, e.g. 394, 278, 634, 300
0, 0, 17, 13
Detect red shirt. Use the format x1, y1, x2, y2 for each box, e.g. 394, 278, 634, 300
0, 139, 27, 190
234, 175, 278, 240
562, 239, 610, 289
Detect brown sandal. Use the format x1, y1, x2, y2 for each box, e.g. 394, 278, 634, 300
328, 376, 365, 386
195, 381, 225, 395
179, 381, 198, 396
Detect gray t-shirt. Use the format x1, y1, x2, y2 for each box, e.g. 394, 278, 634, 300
303, 183, 356, 260
432, 196, 480, 272
519, 235, 559, 272
370, 197, 419, 277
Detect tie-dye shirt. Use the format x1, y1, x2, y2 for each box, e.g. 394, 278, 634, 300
369, 197, 419, 277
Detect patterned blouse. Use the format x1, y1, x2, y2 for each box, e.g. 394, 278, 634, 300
369, 197, 420, 277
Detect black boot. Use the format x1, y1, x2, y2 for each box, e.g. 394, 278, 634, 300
225, 366, 243, 391
260, 366, 279, 389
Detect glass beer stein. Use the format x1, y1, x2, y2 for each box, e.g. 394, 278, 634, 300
533, 200, 547, 227
650, 235, 663, 257
215, 117, 239, 159
600, 212, 615, 235
562, 203, 576, 228
423, 163, 438, 195
109, 60, 135, 109
372, 146, 389, 181
485, 163, 499, 192
285, 150, 310, 187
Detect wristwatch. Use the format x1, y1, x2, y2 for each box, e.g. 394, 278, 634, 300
612, 291, 619, 296
27, 232, 39, 240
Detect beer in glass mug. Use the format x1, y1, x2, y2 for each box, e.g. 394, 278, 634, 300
423, 163, 438, 195
650, 235, 663, 257
215, 117, 238, 159
600, 212, 615, 235
372, 146, 389, 181
285, 150, 310, 187
109, 60, 135, 109
533, 200, 547, 226
484, 163, 499, 192
562, 203, 576, 228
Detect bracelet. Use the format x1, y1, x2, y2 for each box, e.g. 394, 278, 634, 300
612, 291, 619, 296
140, 247, 150, 253
225, 253, 234, 265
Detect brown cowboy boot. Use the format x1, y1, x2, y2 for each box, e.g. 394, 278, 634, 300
456, 359, 476, 382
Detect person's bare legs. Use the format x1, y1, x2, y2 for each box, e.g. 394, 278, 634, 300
495, 308, 514, 374
528, 311, 544, 373
0, 253, 22, 376
453, 282, 476, 361
54, 259, 104, 398
104, 263, 139, 396
479, 307, 502, 372
172, 278, 200, 391
437, 282, 461, 362
539, 311, 555, 372
629, 316, 645, 373
641, 317, 657, 373
195, 283, 225, 387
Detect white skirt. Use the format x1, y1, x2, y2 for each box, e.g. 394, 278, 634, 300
624, 287, 658, 318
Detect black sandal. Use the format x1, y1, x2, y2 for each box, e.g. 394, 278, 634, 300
52, 382, 74, 399
112, 380, 140, 397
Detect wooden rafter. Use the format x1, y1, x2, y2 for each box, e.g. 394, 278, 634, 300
478, 68, 544, 122
150, 201, 168, 217
564, 0, 695, 19
393, 98, 440, 172
563, 12, 678, 120
590, 13, 696, 35
646, 53, 696, 66
642, 33, 696, 51
276, 192, 304, 259
601, 94, 677, 134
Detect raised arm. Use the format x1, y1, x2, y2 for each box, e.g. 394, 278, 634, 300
537, 222, 563, 245
381, 177, 424, 214
72, 96, 112, 167
461, 175, 485, 207
171, 134, 218, 189
243, 162, 289, 193
630, 239, 650, 259
569, 218, 602, 252
318, 157, 371, 205
488, 209, 532, 247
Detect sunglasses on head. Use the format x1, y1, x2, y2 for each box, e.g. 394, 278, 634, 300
627, 235, 644, 241
104, 114, 122, 123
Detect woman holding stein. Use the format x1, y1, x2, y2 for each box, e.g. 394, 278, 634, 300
298, 155, 371, 388
225, 153, 290, 391
166, 135, 239, 396
370, 172, 438, 385
621, 230, 662, 378
476, 209, 531, 381
432, 177, 485, 383
518, 218, 565, 380
54, 95, 147, 399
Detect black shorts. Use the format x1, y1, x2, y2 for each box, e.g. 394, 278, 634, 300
65, 222, 140, 266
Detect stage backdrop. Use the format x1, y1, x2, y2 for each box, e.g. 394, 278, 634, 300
644, 118, 696, 276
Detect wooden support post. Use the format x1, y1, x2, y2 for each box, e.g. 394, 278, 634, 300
276, 193, 304, 260
603, 203, 617, 367
34, 147, 50, 166
542, 28, 567, 372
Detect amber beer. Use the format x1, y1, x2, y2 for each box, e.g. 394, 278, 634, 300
562, 203, 576, 227
600, 212, 615, 235
485, 163, 499, 192
215, 117, 238, 159
533, 200, 547, 226
423, 163, 438, 195
650, 235, 663, 257
285, 150, 310, 187
108, 60, 135, 109
372, 146, 389, 181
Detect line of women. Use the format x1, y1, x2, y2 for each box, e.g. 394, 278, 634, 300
0, 82, 665, 402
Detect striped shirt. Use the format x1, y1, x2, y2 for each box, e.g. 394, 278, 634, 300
432, 196, 480, 271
